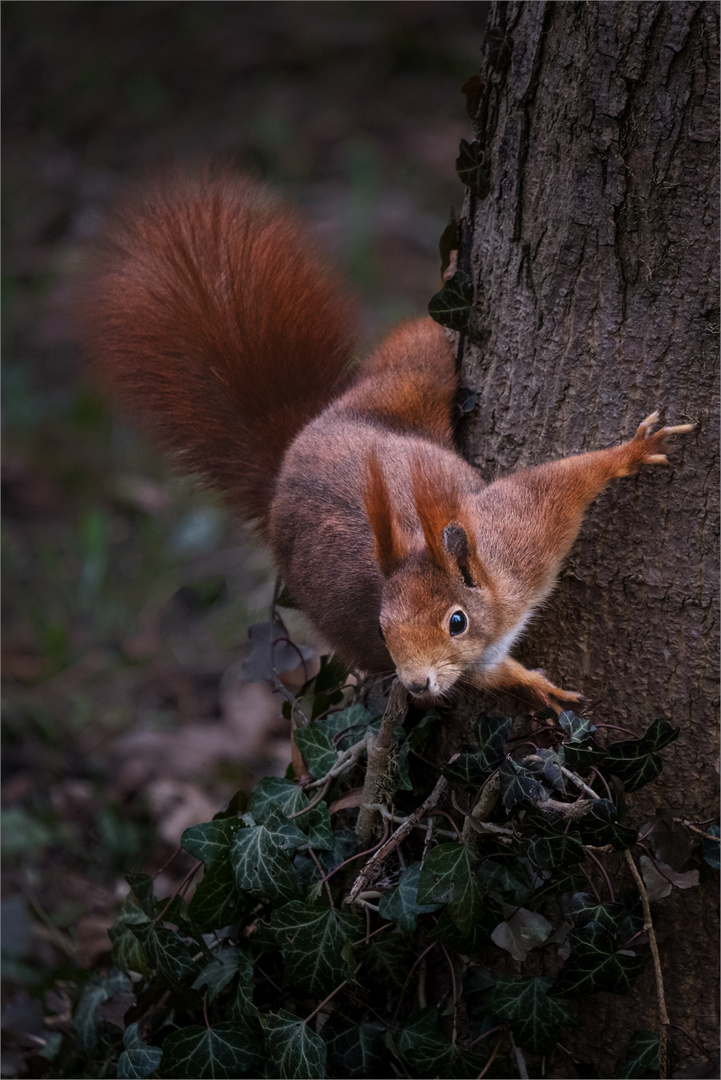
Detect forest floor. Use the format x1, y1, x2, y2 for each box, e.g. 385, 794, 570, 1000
1, 3, 485, 1074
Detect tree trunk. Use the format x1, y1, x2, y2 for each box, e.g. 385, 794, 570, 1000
456, 1, 719, 1074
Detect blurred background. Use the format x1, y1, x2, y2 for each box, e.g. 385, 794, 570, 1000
2, 0, 486, 1060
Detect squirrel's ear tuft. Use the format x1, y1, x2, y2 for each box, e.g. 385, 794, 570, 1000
442, 522, 486, 588
412, 457, 461, 571
364, 450, 406, 578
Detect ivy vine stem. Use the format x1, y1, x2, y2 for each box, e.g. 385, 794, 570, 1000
624, 848, 670, 1079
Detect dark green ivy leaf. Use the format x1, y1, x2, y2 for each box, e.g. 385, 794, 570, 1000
116, 1022, 163, 1080
563, 892, 624, 932
571, 799, 638, 851
181, 817, 246, 870
378, 861, 443, 933
269, 901, 362, 996
524, 748, 566, 792
563, 737, 609, 774
73, 969, 132, 1053
464, 966, 497, 1020
428, 271, 473, 331
551, 921, 646, 997
455, 138, 491, 198
129, 923, 198, 984
492, 975, 575, 1054
417, 843, 476, 906
187, 860, 250, 932
524, 831, 586, 871
396, 1006, 487, 1079
192, 946, 253, 1005
250, 778, 308, 821
476, 714, 514, 770
558, 711, 597, 743
442, 745, 489, 786
499, 756, 544, 812
263, 1009, 327, 1080
124, 873, 156, 918
477, 856, 533, 904
231, 809, 306, 902
616, 1030, 661, 1078
606, 719, 679, 792
293, 722, 339, 779
162, 1019, 264, 1078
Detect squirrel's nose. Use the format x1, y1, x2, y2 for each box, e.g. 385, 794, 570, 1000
405, 678, 429, 696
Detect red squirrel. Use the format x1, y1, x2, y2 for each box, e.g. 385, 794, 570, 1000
82, 169, 692, 710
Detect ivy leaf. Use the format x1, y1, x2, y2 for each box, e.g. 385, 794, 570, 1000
129, 923, 198, 984
192, 946, 252, 1005
396, 1006, 486, 1078
321, 702, 374, 746
563, 892, 624, 932
475, 714, 514, 770
455, 138, 491, 198
231, 809, 306, 902
250, 778, 308, 821
187, 860, 250, 932
606, 718, 679, 792
571, 799, 638, 851
428, 271, 473, 331
162, 1020, 265, 1078
563, 737, 609, 773
293, 723, 339, 779
124, 873, 156, 919
378, 862, 443, 933
499, 756, 545, 812
702, 825, 720, 869
263, 1009, 326, 1080
524, 831, 586, 871
73, 969, 132, 1053
464, 967, 497, 1019
616, 1030, 660, 1078
181, 817, 246, 869
558, 711, 596, 742
492, 976, 574, 1054
324, 1015, 388, 1079
442, 745, 489, 786
639, 855, 699, 901
524, 748, 566, 792
116, 1022, 162, 1080
477, 856, 533, 904
417, 843, 476, 906
298, 803, 334, 851
108, 899, 152, 976
551, 921, 646, 997
490, 907, 553, 961
269, 901, 362, 995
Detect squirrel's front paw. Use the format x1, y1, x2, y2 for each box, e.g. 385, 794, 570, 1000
621, 411, 694, 473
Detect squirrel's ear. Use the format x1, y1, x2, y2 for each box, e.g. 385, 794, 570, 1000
442, 522, 487, 589
363, 450, 406, 578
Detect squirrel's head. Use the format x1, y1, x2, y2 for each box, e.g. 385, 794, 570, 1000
364, 450, 499, 701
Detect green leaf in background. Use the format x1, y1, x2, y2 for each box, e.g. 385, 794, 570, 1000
320, 701, 374, 747
107, 899, 152, 975
455, 137, 491, 198
428, 271, 472, 331
492, 975, 574, 1054
378, 862, 443, 933
563, 892, 624, 932
128, 923, 198, 984
181, 816, 246, 869
293, 722, 339, 778
264, 1009, 327, 1080
250, 777, 308, 821
606, 718, 679, 792
558, 710, 597, 742
124, 872, 156, 918
498, 756, 544, 812
192, 946, 253, 1005
396, 1006, 487, 1078
187, 859, 250, 932
269, 901, 361, 995
324, 1015, 388, 1079
417, 843, 475, 907
161, 1020, 264, 1078
116, 1022, 163, 1080
616, 1030, 661, 1078
524, 831, 586, 872
230, 809, 306, 901
73, 969, 132, 1053
477, 855, 532, 904
551, 921, 646, 997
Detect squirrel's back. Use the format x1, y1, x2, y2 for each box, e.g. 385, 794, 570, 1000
82, 169, 358, 536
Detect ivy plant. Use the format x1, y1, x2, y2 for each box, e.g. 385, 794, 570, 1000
54, 665, 717, 1079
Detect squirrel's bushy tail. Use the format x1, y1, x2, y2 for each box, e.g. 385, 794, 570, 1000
82, 169, 358, 536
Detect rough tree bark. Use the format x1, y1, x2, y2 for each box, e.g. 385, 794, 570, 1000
455, 2, 718, 1075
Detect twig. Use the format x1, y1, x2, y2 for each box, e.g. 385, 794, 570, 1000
675, 818, 720, 841
509, 1030, 530, 1079
559, 764, 600, 799
308, 848, 334, 908
305, 978, 349, 1026
624, 849, 669, 1079
476, 1033, 504, 1078
392, 941, 437, 1023
347, 776, 448, 903
355, 680, 407, 845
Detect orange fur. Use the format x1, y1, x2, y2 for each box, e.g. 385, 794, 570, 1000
81, 171, 693, 708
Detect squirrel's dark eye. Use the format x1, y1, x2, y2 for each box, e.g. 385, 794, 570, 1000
449, 610, 467, 636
